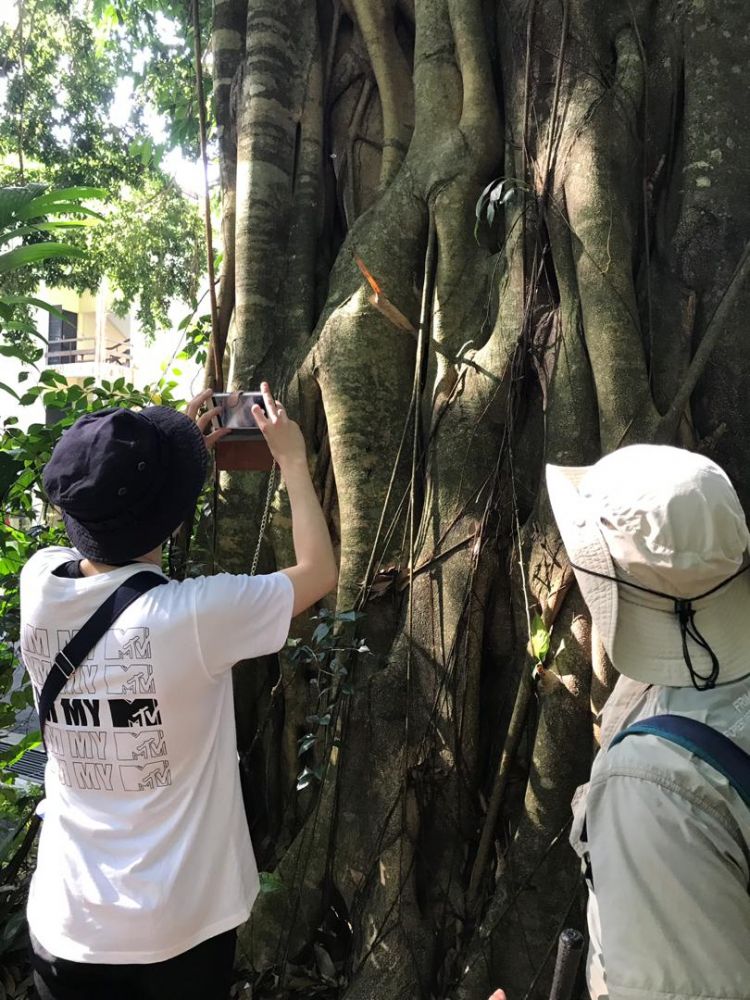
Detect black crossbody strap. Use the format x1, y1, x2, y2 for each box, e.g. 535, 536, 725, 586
38, 571, 168, 742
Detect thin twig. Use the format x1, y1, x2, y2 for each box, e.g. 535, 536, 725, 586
17, 0, 26, 183
466, 667, 533, 913
191, 0, 223, 391
540, 0, 570, 210
656, 240, 750, 442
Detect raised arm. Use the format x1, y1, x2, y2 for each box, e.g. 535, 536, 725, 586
252, 382, 338, 616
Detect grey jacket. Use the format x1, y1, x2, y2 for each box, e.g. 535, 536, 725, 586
570, 674, 750, 1000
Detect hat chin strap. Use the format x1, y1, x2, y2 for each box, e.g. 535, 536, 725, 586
569, 561, 750, 692
672, 598, 720, 690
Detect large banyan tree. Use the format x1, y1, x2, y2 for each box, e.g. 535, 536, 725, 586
205, 0, 750, 995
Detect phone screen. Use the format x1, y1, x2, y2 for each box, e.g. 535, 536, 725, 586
212, 392, 267, 433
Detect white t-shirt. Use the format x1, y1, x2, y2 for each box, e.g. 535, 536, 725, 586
20, 546, 294, 964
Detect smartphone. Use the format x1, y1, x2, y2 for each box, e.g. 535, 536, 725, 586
211, 391, 267, 438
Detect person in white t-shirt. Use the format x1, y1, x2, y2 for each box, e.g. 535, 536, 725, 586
21, 382, 337, 1000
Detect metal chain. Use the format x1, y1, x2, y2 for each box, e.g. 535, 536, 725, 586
250, 461, 278, 576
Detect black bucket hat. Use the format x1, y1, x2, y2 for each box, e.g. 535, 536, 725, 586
43, 406, 208, 564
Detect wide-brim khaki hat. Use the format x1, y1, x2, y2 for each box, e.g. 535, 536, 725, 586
546, 445, 750, 688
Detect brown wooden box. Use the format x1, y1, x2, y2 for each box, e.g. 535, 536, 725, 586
215, 436, 274, 471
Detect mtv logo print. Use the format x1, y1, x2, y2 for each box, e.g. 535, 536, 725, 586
120, 760, 171, 792
109, 699, 162, 728
21, 625, 50, 690
114, 730, 167, 762
105, 662, 155, 696
105, 627, 152, 661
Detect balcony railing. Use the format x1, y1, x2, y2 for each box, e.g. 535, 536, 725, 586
47, 337, 131, 367
47, 337, 95, 365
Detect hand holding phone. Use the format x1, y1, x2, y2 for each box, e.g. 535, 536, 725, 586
186, 388, 231, 450
250, 382, 307, 471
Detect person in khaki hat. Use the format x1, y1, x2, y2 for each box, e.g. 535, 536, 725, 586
546, 444, 750, 1000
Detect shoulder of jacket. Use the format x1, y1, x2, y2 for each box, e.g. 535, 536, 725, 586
589, 731, 750, 847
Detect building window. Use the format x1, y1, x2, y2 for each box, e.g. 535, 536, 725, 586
47, 309, 78, 365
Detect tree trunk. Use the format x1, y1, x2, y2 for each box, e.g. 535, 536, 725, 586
209, 1, 750, 996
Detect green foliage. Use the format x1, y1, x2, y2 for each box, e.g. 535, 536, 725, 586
258, 870, 284, 895
0, 0, 205, 335
87, 179, 204, 333
529, 612, 551, 664
0, 186, 104, 331
474, 176, 528, 251
287, 609, 371, 793
0, 794, 40, 986
89, 0, 212, 156
0, 183, 108, 387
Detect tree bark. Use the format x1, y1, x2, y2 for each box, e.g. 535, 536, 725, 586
207, 0, 750, 995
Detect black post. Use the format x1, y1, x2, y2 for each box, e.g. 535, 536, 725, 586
549, 928, 585, 1000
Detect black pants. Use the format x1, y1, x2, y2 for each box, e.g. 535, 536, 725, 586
30, 928, 236, 1000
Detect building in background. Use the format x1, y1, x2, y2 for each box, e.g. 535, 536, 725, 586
0, 281, 200, 428
45, 285, 131, 374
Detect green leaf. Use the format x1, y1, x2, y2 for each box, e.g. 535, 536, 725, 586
0, 295, 63, 321
0, 453, 23, 500
475, 179, 496, 220
296, 766, 319, 791
259, 871, 284, 894
311, 622, 331, 644
10, 688, 31, 711
530, 613, 550, 663
139, 138, 154, 165
297, 733, 318, 755
0, 185, 48, 228
15, 187, 107, 218
0, 907, 29, 956
38, 370, 65, 387
0, 731, 41, 769
0, 384, 19, 402
16, 204, 104, 224
0, 243, 86, 274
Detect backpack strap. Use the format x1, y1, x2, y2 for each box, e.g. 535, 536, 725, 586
609, 713, 750, 810
38, 570, 168, 743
